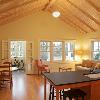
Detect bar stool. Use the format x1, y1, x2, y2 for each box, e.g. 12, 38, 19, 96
63, 89, 86, 100
49, 67, 72, 100
49, 85, 63, 100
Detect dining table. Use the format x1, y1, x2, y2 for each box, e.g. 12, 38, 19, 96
43, 71, 100, 100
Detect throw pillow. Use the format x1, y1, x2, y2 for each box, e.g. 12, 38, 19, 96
95, 63, 100, 68
82, 60, 93, 68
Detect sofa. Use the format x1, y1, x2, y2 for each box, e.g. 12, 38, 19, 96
75, 60, 100, 72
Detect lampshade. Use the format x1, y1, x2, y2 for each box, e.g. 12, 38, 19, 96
76, 50, 83, 55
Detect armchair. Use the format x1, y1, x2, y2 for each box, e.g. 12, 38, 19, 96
35, 59, 50, 75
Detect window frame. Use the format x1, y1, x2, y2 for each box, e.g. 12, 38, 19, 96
39, 41, 51, 61
91, 41, 100, 61
10, 41, 25, 58
65, 41, 75, 61
39, 40, 75, 62
52, 41, 63, 62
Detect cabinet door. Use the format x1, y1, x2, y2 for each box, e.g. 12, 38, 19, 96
1, 40, 10, 60
25, 41, 34, 74
0, 41, 2, 62
91, 81, 100, 100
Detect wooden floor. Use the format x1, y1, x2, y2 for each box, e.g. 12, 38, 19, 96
0, 71, 50, 100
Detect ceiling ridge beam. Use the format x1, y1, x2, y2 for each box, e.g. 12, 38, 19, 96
66, 0, 100, 25
86, 0, 100, 12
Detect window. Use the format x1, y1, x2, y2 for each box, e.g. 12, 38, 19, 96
53, 42, 62, 61
65, 42, 75, 61
40, 41, 50, 61
92, 41, 100, 60
40, 40, 75, 62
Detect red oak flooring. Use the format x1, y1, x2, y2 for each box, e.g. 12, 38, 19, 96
0, 71, 50, 100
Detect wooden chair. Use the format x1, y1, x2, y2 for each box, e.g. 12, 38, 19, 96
0, 61, 13, 89
35, 59, 50, 75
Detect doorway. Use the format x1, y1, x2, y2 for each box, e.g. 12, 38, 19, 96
10, 41, 26, 71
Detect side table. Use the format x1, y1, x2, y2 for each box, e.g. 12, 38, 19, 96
59, 67, 72, 72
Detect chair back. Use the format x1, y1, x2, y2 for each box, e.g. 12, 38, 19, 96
0, 61, 12, 89
35, 59, 43, 68
3, 61, 12, 66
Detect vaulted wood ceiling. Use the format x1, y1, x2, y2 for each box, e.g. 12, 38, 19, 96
0, 0, 100, 33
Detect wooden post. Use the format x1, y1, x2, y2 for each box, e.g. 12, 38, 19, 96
56, 87, 59, 100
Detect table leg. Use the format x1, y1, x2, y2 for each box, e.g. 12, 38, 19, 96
44, 77, 46, 100
59, 68, 61, 72
56, 88, 59, 100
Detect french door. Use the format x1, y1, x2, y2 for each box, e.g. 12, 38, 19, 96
1, 40, 34, 74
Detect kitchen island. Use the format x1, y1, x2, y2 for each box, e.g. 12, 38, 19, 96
43, 71, 100, 100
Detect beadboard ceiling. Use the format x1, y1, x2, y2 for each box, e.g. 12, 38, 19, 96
0, 0, 100, 33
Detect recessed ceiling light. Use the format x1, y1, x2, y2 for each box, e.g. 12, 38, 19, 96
52, 11, 60, 18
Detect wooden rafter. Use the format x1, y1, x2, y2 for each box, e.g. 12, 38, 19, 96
0, 0, 47, 25
0, 0, 12, 4
0, 0, 35, 14
48, 8, 85, 33
43, 0, 57, 10
63, 16, 88, 33
65, 0, 100, 25
61, 17, 86, 33
49, 7, 88, 33
0, 0, 47, 19
86, 0, 100, 12
52, 4, 91, 33
0, 7, 43, 26
56, 3, 96, 32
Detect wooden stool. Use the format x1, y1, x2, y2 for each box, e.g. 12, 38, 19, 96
49, 85, 63, 100
63, 89, 86, 100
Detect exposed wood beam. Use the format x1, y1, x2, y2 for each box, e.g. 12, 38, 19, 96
49, 9, 85, 33
52, 4, 91, 33
86, 0, 100, 12
56, 3, 96, 32
0, 6, 43, 26
74, 15, 96, 32
43, 0, 57, 11
0, 0, 47, 19
61, 17, 85, 33
0, 0, 47, 25
0, 0, 12, 4
65, 0, 100, 25
0, 0, 34, 14
50, 7, 87, 33
64, 16, 88, 33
